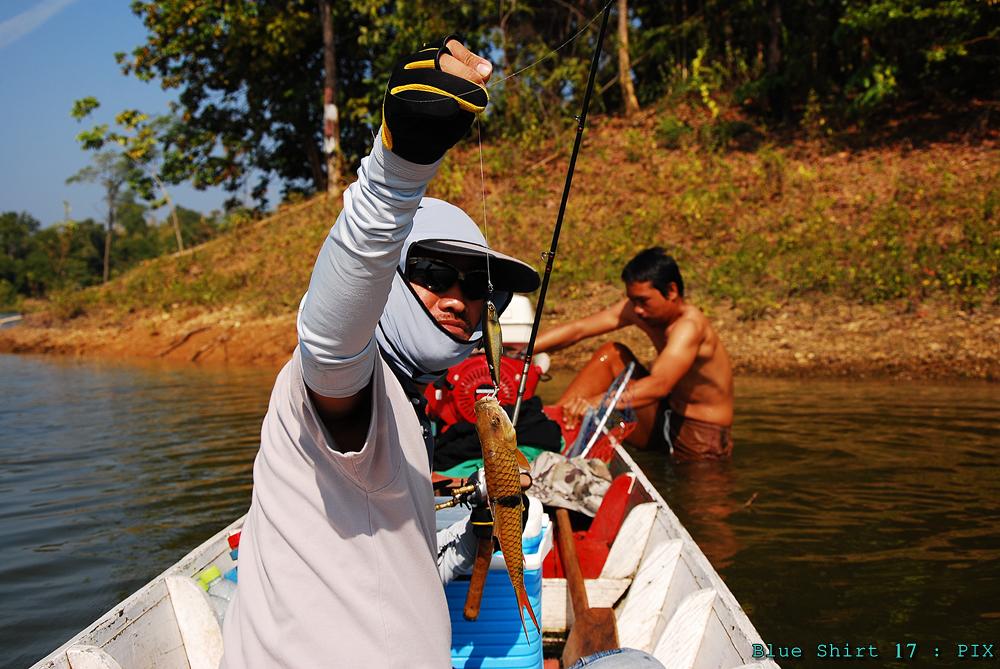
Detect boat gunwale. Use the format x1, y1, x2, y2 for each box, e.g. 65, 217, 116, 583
608, 442, 773, 665
29, 517, 244, 669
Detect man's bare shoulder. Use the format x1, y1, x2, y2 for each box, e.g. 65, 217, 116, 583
668, 303, 710, 338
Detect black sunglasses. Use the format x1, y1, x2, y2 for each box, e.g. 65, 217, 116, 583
405, 257, 491, 300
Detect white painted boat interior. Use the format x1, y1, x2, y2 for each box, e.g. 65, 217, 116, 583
31, 445, 778, 669
31, 519, 241, 669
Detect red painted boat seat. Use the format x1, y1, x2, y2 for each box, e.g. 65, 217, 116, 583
543, 405, 636, 462
585, 420, 637, 461
543, 472, 637, 579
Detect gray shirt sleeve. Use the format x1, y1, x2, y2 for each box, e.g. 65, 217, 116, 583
436, 516, 479, 584
297, 132, 441, 398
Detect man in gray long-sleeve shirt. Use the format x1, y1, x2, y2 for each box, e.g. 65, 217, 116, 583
220, 38, 539, 668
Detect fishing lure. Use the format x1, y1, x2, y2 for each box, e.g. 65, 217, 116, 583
482, 300, 503, 392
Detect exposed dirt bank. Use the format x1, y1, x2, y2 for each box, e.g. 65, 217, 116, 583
2, 289, 996, 381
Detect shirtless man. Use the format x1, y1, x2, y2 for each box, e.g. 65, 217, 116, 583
535, 247, 734, 460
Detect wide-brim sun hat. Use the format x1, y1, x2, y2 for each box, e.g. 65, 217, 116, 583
409, 238, 540, 294
402, 198, 540, 294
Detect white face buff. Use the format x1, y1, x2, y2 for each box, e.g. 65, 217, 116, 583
375, 198, 511, 383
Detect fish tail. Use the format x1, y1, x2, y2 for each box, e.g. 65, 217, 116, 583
516, 584, 540, 641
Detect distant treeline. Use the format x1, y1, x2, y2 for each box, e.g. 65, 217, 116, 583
104, 0, 996, 206
0, 201, 223, 308
27, 0, 995, 309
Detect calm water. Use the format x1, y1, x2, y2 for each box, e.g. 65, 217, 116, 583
629, 378, 1000, 669
0, 355, 275, 669
2, 355, 998, 668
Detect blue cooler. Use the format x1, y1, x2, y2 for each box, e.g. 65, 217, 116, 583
437, 496, 552, 669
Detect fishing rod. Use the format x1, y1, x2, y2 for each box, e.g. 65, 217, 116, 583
511, 1, 613, 426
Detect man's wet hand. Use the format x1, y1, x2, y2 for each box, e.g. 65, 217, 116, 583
562, 395, 597, 430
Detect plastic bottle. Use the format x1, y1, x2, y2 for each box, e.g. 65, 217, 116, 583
227, 531, 241, 561
195, 565, 237, 621
223, 531, 241, 583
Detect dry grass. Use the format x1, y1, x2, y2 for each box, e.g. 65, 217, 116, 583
7, 108, 998, 379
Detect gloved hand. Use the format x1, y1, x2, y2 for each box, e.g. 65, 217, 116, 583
470, 502, 496, 539
466, 468, 530, 540
381, 35, 490, 164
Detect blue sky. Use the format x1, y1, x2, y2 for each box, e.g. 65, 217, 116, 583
0, 1, 260, 227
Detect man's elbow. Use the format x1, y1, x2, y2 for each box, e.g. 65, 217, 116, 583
640, 375, 675, 400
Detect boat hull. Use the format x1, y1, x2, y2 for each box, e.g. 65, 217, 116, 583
31, 447, 776, 669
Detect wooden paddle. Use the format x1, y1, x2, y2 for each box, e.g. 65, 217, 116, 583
556, 507, 619, 667
463, 536, 494, 620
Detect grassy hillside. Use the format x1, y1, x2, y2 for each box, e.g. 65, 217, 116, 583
32, 105, 999, 335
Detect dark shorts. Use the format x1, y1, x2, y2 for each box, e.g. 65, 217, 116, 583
661, 408, 733, 462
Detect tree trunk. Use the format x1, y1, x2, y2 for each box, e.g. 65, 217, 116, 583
616, 0, 640, 116
766, 0, 784, 117
767, 0, 782, 76
305, 135, 325, 191
103, 187, 116, 283
319, 0, 342, 195
149, 171, 184, 253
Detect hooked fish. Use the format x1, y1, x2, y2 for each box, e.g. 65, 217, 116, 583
482, 300, 503, 391
473, 395, 539, 640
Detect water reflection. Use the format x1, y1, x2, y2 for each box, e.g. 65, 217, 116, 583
3, 356, 998, 669
0, 354, 275, 668
629, 376, 1000, 668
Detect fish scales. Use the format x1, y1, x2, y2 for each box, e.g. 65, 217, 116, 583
473, 395, 540, 640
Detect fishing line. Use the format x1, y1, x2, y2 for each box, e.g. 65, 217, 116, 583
477, 116, 503, 399
395, 0, 614, 106
510, 0, 613, 425
486, 0, 613, 91
472, 0, 613, 339
470, 0, 613, 406
476, 117, 493, 294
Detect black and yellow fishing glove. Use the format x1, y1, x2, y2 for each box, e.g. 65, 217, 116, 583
381, 35, 489, 165
470, 503, 495, 540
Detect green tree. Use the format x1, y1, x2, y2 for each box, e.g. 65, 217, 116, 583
33, 219, 106, 292
838, 0, 1000, 114
173, 205, 220, 248
627, 0, 998, 123
119, 1, 337, 204
67, 152, 138, 283
73, 98, 188, 252
115, 1, 494, 206
114, 191, 162, 265
0, 212, 44, 297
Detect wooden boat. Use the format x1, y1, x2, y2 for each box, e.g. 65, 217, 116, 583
31, 303, 774, 668
30, 435, 778, 669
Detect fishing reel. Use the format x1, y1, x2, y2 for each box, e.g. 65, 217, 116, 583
433, 468, 531, 541
434, 468, 488, 512
435, 470, 498, 541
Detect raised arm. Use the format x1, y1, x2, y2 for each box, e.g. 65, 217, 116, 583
297, 142, 437, 429
298, 38, 491, 450
534, 298, 631, 353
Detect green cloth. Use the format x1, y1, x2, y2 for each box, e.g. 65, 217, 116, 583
434, 445, 549, 478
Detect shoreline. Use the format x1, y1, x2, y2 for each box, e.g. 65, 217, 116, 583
2, 294, 995, 381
